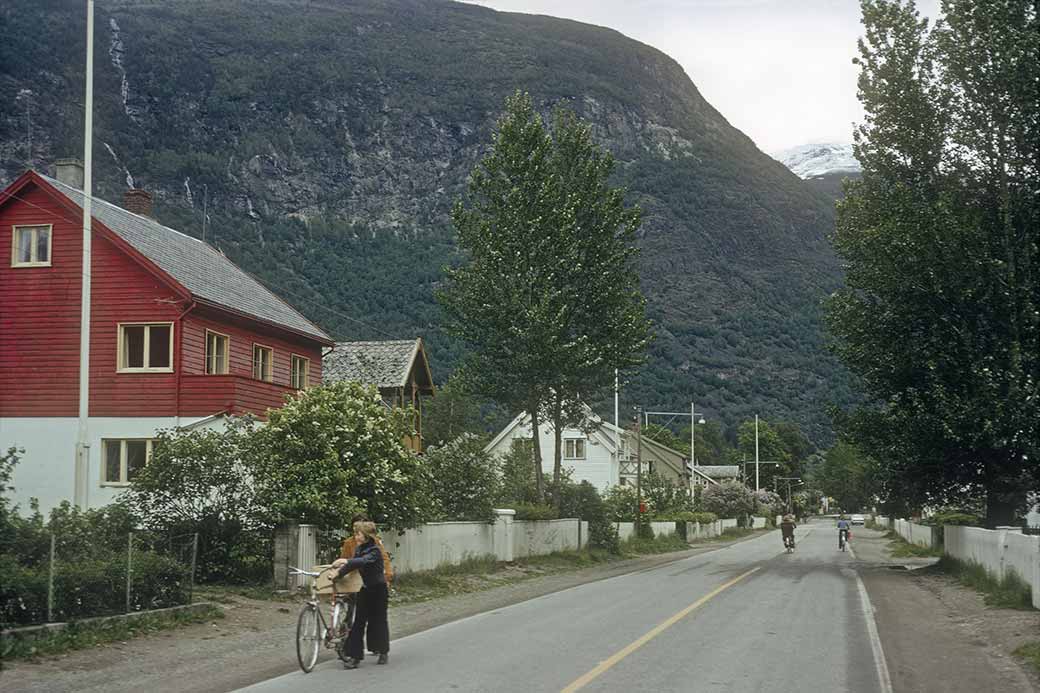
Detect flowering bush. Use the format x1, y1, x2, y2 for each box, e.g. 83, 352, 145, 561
702, 481, 755, 519
753, 490, 784, 518
252, 381, 433, 530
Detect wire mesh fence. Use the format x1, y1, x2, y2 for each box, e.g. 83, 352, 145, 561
1, 529, 198, 628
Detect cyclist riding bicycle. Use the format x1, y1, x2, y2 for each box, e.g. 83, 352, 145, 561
837, 515, 852, 549
780, 514, 797, 550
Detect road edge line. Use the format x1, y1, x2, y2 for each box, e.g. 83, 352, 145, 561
560, 566, 761, 693
856, 572, 894, 693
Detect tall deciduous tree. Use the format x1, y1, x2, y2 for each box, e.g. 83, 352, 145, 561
828, 0, 1040, 525
439, 92, 650, 508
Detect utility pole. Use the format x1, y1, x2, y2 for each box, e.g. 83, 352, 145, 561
74, 0, 95, 509
635, 406, 643, 538
755, 415, 760, 492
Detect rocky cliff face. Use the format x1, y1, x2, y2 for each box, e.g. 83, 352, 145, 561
0, 0, 852, 441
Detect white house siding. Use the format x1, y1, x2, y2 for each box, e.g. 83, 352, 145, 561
1, 415, 215, 513
485, 420, 619, 492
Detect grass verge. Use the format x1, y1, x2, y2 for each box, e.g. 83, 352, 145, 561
884, 531, 943, 558
3, 604, 224, 660
937, 555, 1033, 610
1013, 642, 1040, 673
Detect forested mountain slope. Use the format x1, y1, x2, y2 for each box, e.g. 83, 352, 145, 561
0, 0, 852, 442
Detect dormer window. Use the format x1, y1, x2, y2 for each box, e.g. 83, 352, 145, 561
12, 225, 52, 267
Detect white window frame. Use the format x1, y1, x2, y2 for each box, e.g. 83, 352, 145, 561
205, 330, 230, 375
11, 224, 53, 267
117, 322, 174, 373
252, 343, 274, 382
564, 438, 587, 460
290, 354, 310, 389
100, 438, 154, 486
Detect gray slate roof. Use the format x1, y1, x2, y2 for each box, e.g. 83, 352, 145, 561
323, 339, 424, 388
41, 174, 330, 342
693, 465, 741, 478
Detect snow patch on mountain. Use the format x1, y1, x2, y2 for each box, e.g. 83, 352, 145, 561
773, 143, 860, 179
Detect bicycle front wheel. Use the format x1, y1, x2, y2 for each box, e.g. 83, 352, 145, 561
296, 604, 321, 673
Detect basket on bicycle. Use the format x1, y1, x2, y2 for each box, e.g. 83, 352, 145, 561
312, 564, 362, 595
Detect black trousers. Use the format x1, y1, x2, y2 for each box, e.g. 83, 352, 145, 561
345, 583, 389, 659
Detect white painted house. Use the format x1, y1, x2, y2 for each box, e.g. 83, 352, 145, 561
484, 405, 701, 492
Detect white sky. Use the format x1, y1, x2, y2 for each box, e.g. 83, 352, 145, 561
463, 0, 939, 153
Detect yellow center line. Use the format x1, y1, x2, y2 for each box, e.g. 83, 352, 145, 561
560, 566, 761, 693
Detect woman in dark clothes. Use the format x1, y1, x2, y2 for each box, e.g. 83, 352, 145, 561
333, 520, 390, 669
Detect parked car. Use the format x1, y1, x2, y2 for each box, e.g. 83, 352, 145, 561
850, 514, 865, 525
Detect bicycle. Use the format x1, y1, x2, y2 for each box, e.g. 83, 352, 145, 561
838, 529, 849, 552
289, 565, 360, 673
783, 535, 796, 553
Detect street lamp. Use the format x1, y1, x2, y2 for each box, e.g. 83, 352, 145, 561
642, 402, 707, 493
775, 477, 803, 514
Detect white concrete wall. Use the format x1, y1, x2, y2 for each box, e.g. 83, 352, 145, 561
512, 519, 581, 559
1, 415, 213, 513
893, 519, 939, 548
945, 525, 1040, 609
751, 516, 767, 529
649, 521, 677, 537
387, 520, 498, 574
616, 522, 635, 542
720, 518, 738, 531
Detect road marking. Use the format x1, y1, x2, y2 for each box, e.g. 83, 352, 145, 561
856, 573, 894, 693
560, 566, 760, 693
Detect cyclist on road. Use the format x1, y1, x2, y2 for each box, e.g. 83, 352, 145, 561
837, 515, 852, 549
780, 514, 797, 550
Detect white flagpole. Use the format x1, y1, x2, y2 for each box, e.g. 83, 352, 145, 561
74, 0, 95, 508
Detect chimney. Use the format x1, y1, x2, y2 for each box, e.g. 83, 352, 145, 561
54, 158, 84, 189
123, 189, 153, 217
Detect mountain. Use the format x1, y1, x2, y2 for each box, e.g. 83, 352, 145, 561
774, 143, 861, 200
0, 0, 853, 443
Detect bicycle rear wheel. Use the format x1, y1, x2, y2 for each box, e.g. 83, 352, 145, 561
296, 604, 321, 673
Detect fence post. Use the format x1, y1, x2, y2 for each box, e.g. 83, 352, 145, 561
47, 532, 56, 622
126, 532, 134, 613
189, 532, 199, 604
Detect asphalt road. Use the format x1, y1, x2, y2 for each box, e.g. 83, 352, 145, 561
241, 519, 891, 693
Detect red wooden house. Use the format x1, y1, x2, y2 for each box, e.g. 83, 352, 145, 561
0, 162, 333, 511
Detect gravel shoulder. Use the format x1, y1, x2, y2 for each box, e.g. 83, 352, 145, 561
1, 537, 759, 693
854, 526, 1040, 693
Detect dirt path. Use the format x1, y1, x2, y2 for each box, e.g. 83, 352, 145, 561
1, 540, 752, 693
854, 527, 1040, 692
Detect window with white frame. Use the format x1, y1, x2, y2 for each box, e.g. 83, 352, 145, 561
118, 323, 173, 371
564, 438, 586, 460
252, 344, 273, 382
102, 439, 153, 485
291, 354, 310, 389
11, 225, 52, 267
206, 330, 229, 374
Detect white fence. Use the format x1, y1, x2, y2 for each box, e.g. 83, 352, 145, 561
874, 515, 891, 529
893, 518, 939, 548
280, 510, 743, 581
945, 525, 1040, 609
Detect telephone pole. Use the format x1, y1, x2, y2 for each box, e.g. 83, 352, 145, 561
635, 406, 643, 538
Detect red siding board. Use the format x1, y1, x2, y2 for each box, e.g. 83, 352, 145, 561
0, 179, 326, 420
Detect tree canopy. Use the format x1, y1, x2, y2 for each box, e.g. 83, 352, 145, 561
827, 0, 1040, 525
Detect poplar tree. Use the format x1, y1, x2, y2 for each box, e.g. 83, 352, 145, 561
439, 92, 650, 506
828, 0, 1040, 525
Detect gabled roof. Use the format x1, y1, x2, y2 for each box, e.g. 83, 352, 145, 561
323, 338, 434, 392
22, 173, 331, 344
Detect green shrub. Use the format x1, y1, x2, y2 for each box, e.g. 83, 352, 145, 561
702, 481, 754, 519
557, 481, 619, 554
603, 485, 638, 522
922, 510, 981, 527
513, 503, 558, 520
425, 434, 500, 522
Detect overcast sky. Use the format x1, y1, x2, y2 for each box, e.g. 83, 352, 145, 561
463, 0, 939, 153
